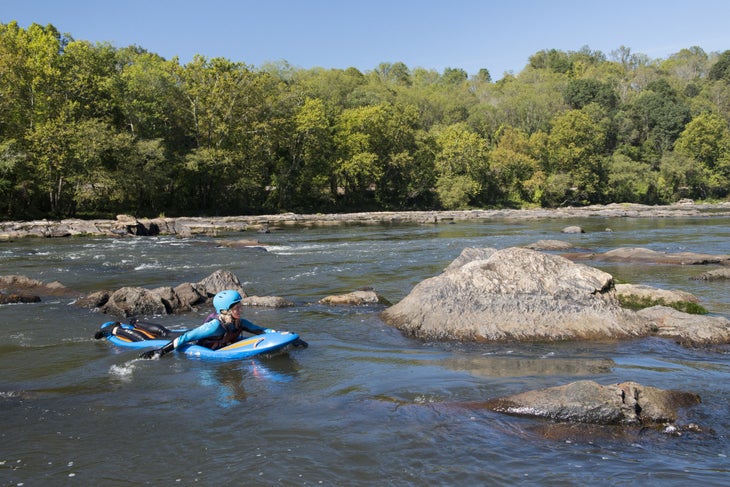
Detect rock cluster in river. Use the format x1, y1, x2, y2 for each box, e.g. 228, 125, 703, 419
0, 269, 384, 316
380, 246, 730, 347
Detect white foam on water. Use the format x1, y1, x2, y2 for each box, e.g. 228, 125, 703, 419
108, 361, 137, 380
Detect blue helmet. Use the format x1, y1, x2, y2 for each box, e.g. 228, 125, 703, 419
213, 290, 242, 313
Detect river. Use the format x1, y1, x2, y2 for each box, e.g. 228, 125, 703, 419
1, 215, 729, 486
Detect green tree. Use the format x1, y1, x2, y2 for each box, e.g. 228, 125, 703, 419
657, 151, 702, 202
708, 50, 730, 81
271, 97, 336, 211
432, 123, 490, 209
0, 22, 65, 137
564, 78, 617, 110
607, 153, 656, 203
547, 106, 609, 204
490, 126, 543, 206
674, 112, 730, 198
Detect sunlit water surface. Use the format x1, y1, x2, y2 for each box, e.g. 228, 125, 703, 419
2, 216, 730, 486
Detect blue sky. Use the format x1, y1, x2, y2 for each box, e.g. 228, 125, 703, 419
3, 0, 730, 79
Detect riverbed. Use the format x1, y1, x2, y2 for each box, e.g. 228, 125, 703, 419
1, 215, 729, 485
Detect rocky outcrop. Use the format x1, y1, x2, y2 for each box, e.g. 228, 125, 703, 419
381, 246, 730, 346
473, 380, 701, 427
3, 203, 730, 240
567, 247, 730, 265
381, 247, 653, 342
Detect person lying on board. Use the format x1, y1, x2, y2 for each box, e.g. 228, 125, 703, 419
139, 289, 307, 359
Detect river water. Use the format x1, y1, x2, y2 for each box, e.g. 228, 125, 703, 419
1, 216, 729, 486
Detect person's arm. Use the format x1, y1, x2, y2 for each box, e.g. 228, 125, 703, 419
239, 318, 309, 348
139, 320, 221, 359
239, 318, 271, 335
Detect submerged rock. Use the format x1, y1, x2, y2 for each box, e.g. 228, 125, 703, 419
472, 380, 701, 427
568, 247, 730, 265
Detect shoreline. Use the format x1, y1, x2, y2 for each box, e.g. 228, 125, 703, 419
2, 202, 730, 239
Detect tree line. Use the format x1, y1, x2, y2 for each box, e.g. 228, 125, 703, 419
1, 21, 730, 220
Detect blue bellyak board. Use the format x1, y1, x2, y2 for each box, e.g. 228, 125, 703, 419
96, 321, 300, 360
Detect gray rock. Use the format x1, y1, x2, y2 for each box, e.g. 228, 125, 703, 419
475, 380, 701, 426
242, 296, 295, 307
692, 268, 730, 281
638, 305, 730, 346
319, 289, 390, 306
523, 240, 575, 251
381, 247, 651, 341
195, 269, 246, 298
615, 283, 699, 304
100, 287, 168, 317
577, 247, 730, 265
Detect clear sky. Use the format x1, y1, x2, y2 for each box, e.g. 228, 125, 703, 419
3, 0, 729, 79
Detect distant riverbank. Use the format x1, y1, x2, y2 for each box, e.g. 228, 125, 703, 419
2, 202, 730, 240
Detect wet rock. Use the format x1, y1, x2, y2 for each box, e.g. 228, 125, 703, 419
692, 268, 730, 281
562, 226, 584, 234
475, 380, 701, 426
100, 286, 168, 317
381, 247, 651, 341
0, 293, 41, 304
570, 247, 730, 265
0, 274, 74, 296
319, 288, 390, 306
73, 290, 111, 309
637, 305, 730, 346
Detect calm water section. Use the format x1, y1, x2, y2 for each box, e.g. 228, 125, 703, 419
1, 216, 730, 485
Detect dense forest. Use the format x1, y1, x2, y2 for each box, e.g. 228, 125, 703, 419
1, 21, 730, 220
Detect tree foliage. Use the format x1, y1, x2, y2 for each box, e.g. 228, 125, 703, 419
1, 21, 730, 220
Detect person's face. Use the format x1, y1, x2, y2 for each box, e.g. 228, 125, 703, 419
230, 302, 242, 319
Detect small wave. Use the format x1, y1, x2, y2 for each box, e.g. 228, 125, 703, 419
109, 361, 137, 380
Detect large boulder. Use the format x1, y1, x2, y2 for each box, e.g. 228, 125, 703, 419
381, 247, 652, 341
474, 380, 701, 426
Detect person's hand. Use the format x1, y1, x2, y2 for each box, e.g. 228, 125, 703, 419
139, 348, 161, 359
